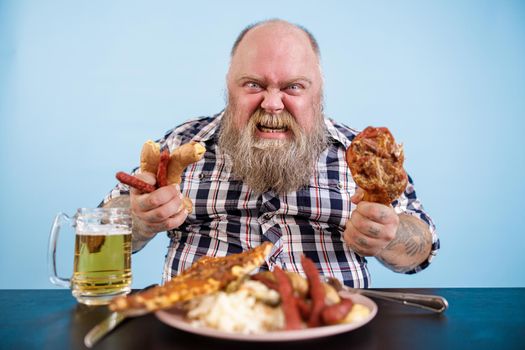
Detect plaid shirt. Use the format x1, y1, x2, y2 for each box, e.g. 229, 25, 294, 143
104, 111, 439, 287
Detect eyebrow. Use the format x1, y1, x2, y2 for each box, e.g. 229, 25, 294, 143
237, 75, 313, 87
236, 75, 264, 84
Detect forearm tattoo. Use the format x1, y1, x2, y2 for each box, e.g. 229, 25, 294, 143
377, 214, 432, 273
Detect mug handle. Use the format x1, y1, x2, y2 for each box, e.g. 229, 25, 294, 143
47, 212, 71, 288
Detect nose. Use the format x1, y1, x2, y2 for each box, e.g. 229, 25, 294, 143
260, 90, 284, 114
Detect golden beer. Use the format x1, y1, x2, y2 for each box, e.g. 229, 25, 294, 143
72, 231, 132, 305
49, 208, 132, 305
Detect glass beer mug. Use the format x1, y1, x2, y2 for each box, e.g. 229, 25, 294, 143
48, 208, 132, 305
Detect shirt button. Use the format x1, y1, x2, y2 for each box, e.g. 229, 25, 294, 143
263, 213, 274, 220
198, 173, 206, 180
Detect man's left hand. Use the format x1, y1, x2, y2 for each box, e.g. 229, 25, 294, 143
343, 188, 400, 256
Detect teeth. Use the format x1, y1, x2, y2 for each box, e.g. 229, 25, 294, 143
258, 125, 287, 133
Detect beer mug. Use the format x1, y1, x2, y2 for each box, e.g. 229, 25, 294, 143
48, 208, 132, 305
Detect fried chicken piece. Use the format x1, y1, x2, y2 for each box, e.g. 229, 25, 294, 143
346, 126, 408, 205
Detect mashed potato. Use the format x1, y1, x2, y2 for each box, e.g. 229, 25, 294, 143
185, 280, 284, 334
185, 279, 370, 333
342, 304, 371, 323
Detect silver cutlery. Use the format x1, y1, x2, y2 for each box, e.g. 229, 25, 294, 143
84, 284, 157, 348
325, 277, 448, 313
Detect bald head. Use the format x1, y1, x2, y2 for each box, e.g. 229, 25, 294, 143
227, 20, 323, 92
231, 19, 321, 60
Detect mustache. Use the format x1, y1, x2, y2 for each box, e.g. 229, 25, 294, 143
249, 108, 301, 136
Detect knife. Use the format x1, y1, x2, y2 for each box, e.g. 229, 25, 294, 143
325, 277, 449, 313
84, 284, 157, 348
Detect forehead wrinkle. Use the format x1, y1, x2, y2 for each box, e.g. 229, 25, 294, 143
237, 74, 312, 86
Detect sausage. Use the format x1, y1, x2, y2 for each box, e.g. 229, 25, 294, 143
156, 149, 170, 187
295, 296, 311, 321
301, 255, 326, 327
273, 266, 303, 330
321, 298, 354, 325
116, 171, 156, 193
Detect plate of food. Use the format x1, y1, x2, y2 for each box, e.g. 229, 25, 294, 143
109, 242, 377, 342
155, 289, 377, 341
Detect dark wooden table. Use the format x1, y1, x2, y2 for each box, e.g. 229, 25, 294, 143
0, 288, 523, 349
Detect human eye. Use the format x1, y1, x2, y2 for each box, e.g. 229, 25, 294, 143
244, 81, 262, 90
285, 83, 304, 94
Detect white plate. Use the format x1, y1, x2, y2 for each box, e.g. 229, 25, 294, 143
155, 292, 377, 342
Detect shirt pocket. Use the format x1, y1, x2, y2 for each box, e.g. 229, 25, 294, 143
180, 167, 248, 220
292, 177, 352, 228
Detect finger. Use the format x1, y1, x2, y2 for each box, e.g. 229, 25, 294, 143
345, 220, 386, 256
355, 201, 398, 224
343, 220, 358, 251
146, 207, 189, 232
354, 236, 384, 256
344, 220, 368, 253
135, 171, 156, 184
351, 210, 384, 239
141, 195, 185, 223
350, 187, 365, 204
164, 209, 189, 230
135, 184, 182, 212
129, 171, 157, 196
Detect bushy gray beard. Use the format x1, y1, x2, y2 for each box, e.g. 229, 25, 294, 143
218, 106, 328, 194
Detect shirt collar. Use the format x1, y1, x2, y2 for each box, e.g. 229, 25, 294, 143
191, 111, 225, 143
324, 117, 353, 148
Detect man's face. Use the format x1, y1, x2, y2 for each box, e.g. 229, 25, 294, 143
226, 23, 323, 138
219, 22, 327, 194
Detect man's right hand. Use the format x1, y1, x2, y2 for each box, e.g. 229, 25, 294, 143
129, 172, 189, 239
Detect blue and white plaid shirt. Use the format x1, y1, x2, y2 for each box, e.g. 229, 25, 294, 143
104, 111, 439, 287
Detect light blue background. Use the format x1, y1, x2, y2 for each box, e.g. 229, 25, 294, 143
1, 0, 524, 289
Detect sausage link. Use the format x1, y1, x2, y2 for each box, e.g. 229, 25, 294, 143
156, 149, 170, 188
116, 171, 156, 193
321, 298, 354, 325
273, 266, 303, 330
295, 296, 311, 321
301, 255, 326, 327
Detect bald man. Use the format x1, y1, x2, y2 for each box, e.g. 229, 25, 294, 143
103, 19, 439, 287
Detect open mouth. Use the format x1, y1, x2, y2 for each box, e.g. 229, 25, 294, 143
253, 112, 293, 135
257, 124, 289, 133
256, 118, 290, 133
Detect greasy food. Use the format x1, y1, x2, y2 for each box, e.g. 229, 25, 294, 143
109, 242, 273, 314
140, 140, 161, 174
116, 140, 206, 213
166, 141, 206, 185
273, 266, 303, 330
346, 126, 408, 205
184, 256, 370, 333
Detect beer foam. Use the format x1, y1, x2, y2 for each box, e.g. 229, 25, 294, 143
76, 224, 131, 236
